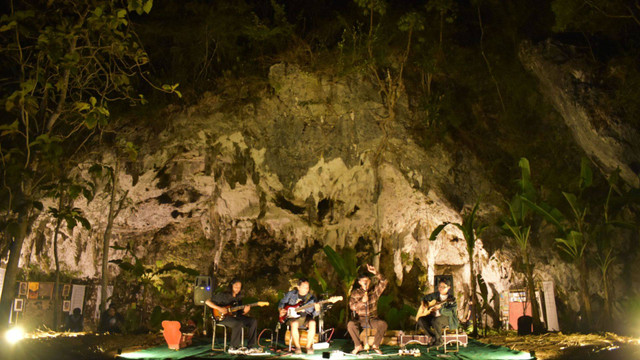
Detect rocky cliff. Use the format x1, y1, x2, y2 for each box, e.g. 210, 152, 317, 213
17, 60, 633, 329
520, 40, 640, 188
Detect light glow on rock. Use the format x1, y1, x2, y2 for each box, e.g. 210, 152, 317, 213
5, 326, 25, 344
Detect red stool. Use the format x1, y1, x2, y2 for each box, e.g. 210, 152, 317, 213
162, 321, 183, 350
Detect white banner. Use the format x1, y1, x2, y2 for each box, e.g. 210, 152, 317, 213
542, 281, 560, 331
0, 268, 5, 302
94, 285, 113, 319
70, 285, 86, 314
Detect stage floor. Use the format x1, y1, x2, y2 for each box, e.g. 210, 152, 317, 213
117, 338, 535, 360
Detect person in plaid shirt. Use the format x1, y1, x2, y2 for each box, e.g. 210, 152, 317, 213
347, 264, 388, 354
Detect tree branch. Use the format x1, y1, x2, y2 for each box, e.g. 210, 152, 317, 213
477, 5, 506, 113
114, 190, 129, 219
46, 37, 77, 132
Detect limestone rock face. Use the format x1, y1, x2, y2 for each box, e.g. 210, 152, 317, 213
520, 40, 640, 187
16, 63, 605, 327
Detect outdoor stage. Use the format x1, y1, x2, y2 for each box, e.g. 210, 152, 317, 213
116, 338, 535, 360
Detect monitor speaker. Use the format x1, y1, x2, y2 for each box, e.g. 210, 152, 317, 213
194, 276, 212, 305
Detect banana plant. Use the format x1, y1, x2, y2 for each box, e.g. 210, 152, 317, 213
429, 201, 486, 337
501, 158, 543, 331
378, 294, 416, 330
592, 169, 638, 324
322, 245, 359, 325
476, 274, 498, 335
518, 157, 637, 329
305, 263, 335, 298
520, 158, 593, 327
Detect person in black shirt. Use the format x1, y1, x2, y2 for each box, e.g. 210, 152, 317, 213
205, 278, 259, 354
98, 305, 124, 333
417, 279, 458, 346
64, 307, 84, 332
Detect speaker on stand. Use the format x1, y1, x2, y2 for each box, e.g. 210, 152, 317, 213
195, 276, 212, 335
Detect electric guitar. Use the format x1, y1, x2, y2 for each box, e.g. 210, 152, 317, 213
416, 298, 455, 319
213, 301, 270, 321
278, 296, 343, 323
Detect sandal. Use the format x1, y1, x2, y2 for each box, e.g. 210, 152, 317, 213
372, 346, 382, 355
351, 345, 363, 355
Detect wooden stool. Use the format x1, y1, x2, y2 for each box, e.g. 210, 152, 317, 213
442, 328, 468, 353
397, 331, 432, 349
284, 328, 319, 350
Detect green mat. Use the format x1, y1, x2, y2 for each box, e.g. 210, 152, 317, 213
117, 339, 535, 360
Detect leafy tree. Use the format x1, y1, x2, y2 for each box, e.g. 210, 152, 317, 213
429, 201, 486, 337
552, 0, 640, 33
0, 0, 178, 328
426, 0, 457, 50
109, 242, 198, 330
352, 0, 425, 268
137, 0, 295, 88
418, 0, 457, 98
89, 140, 136, 314
45, 174, 92, 328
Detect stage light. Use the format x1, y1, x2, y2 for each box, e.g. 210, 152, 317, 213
117, 351, 147, 359
5, 326, 25, 344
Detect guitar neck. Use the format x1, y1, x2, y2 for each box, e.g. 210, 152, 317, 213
296, 299, 332, 312
228, 301, 262, 312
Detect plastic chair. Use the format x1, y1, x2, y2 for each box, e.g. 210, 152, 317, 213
211, 318, 244, 352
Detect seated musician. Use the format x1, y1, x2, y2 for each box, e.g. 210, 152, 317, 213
348, 264, 387, 355
278, 278, 321, 354
417, 279, 458, 346
205, 278, 260, 354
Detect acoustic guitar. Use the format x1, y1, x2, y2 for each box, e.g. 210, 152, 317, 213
416, 298, 454, 319
213, 301, 269, 321
278, 296, 343, 323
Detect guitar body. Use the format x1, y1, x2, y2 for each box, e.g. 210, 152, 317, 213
285, 303, 303, 319
212, 306, 235, 322
278, 296, 343, 323
416, 299, 437, 319
416, 298, 453, 319
278, 302, 303, 323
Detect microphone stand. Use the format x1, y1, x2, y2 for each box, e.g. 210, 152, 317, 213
364, 290, 370, 352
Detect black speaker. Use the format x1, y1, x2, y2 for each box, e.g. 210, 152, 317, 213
194, 276, 212, 305
517, 315, 533, 335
